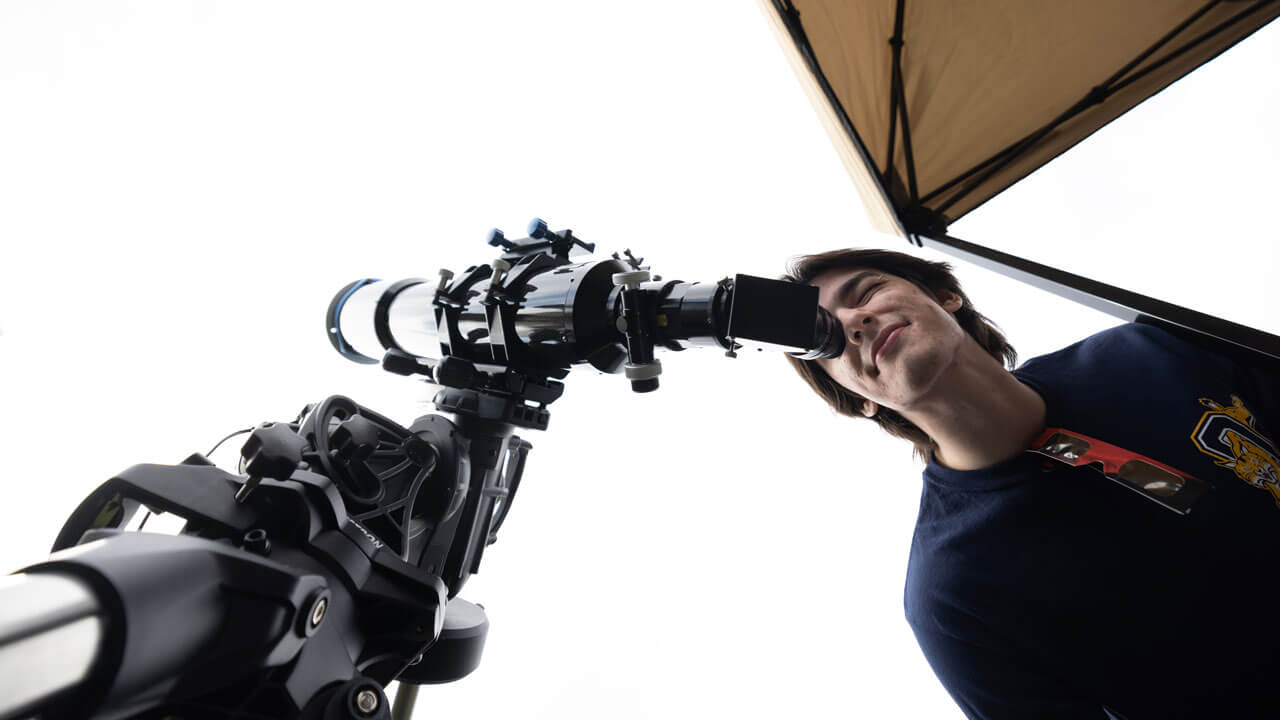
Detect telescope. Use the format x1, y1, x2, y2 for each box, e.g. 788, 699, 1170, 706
0, 220, 842, 720
327, 217, 845, 396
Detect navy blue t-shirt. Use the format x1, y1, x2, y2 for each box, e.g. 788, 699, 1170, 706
905, 322, 1280, 719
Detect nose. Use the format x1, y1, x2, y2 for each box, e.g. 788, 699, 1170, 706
835, 307, 875, 344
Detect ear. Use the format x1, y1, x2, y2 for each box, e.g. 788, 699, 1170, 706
860, 400, 879, 417
939, 291, 963, 314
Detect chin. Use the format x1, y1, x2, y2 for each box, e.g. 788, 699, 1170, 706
893, 346, 953, 401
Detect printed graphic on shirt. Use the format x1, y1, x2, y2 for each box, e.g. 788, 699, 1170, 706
1192, 395, 1280, 507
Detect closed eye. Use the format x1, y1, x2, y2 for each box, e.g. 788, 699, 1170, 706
856, 282, 884, 306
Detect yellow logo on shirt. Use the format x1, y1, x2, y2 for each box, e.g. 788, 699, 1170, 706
1191, 395, 1280, 507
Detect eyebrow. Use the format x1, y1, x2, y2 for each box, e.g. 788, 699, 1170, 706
835, 271, 879, 305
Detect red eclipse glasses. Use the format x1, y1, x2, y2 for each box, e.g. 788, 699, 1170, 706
1028, 427, 1209, 514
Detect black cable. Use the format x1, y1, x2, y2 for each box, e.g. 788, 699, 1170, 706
206, 428, 253, 459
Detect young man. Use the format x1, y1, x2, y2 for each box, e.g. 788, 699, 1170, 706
786, 248, 1280, 720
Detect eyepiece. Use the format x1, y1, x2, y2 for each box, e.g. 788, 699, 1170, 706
788, 307, 846, 361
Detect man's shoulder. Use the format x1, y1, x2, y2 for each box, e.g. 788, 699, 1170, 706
1020, 321, 1227, 370
1013, 321, 1227, 402
1018, 322, 1171, 370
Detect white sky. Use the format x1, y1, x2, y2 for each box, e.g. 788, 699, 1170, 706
0, 3, 1276, 718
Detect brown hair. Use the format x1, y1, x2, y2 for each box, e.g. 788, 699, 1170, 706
783, 248, 1017, 460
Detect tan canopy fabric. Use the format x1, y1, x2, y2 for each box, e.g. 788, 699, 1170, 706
762, 0, 1280, 239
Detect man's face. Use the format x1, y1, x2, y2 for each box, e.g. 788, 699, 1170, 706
812, 267, 966, 417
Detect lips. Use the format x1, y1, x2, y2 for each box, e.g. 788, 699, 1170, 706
871, 322, 908, 368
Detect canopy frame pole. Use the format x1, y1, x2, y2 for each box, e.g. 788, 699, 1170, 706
883, 8, 900, 183
1098, 0, 1223, 92
926, 0, 1271, 218
774, 0, 907, 237
885, 0, 920, 204
913, 231, 1280, 367
1106, 0, 1271, 97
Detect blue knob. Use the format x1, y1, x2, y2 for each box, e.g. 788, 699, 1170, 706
528, 218, 553, 239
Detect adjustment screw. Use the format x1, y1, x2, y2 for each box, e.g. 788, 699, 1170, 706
491, 258, 511, 284
297, 590, 331, 637
310, 596, 327, 629
241, 528, 271, 555
489, 259, 512, 295
437, 268, 454, 287
355, 688, 380, 715
612, 270, 651, 289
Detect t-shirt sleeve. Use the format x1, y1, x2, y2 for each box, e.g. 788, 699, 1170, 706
911, 622, 1110, 720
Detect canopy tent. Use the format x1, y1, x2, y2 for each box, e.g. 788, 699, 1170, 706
761, 0, 1280, 362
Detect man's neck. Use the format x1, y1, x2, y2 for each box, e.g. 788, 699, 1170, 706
902, 342, 1046, 471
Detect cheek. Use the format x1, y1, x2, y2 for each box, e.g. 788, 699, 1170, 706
816, 358, 849, 390
822, 357, 874, 398
930, 309, 968, 345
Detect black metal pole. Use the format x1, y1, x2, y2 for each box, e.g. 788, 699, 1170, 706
916, 232, 1280, 366
391, 683, 419, 720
